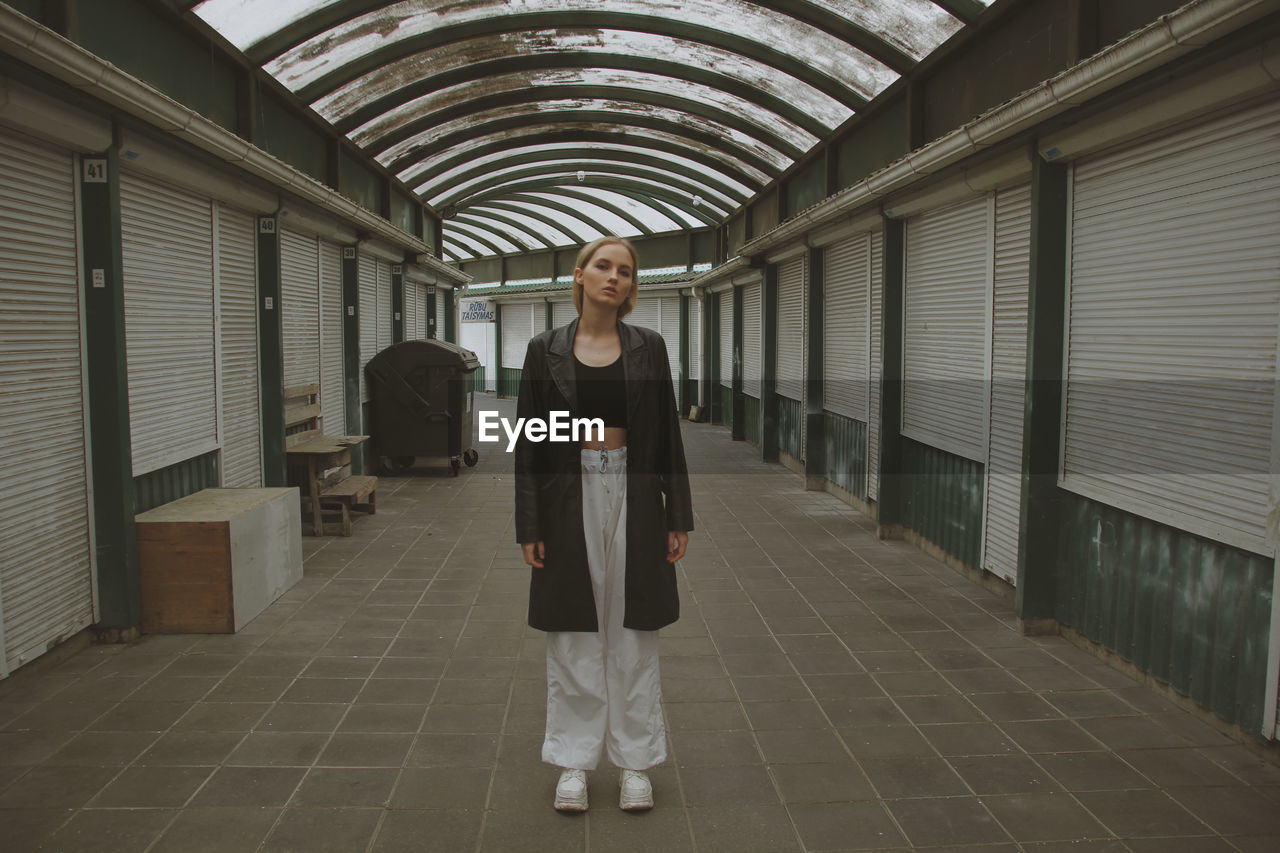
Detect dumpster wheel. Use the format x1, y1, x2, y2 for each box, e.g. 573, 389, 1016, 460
463, 449, 479, 467
450, 457, 461, 477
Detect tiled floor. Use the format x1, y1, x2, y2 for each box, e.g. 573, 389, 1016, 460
2, 392, 1279, 851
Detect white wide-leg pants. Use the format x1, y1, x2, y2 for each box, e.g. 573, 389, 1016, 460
542, 447, 668, 771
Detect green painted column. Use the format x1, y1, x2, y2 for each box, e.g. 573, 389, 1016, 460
256, 215, 285, 487
444, 287, 456, 343
708, 293, 722, 424
494, 302, 504, 396
545, 300, 553, 332
1016, 156, 1071, 632
427, 284, 437, 339
78, 149, 139, 633
391, 263, 404, 343
679, 292, 690, 414
761, 264, 779, 461
732, 283, 746, 441
876, 218, 906, 532
804, 246, 825, 488
341, 246, 363, 472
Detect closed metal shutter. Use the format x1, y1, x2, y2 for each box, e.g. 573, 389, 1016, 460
742, 282, 762, 397
319, 241, 345, 435
689, 296, 701, 402
868, 231, 884, 500
776, 255, 805, 402
281, 229, 321, 389
823, 235, 870, 420
627, 298, 660, 333
552, 298, 576, 329
718, 290, 733, 388
0, 131, 94, 675
121, 170, 218, 475
659, 294, 681, 391
377, 260, 393, 351
983, 183, 1031, 584
1064, 100, 1280, 556
216, 204, 261, 487
359, 256, 377, 402
501, 302, 537, 369
902, 195, 991, 461
404, 277, 418, 341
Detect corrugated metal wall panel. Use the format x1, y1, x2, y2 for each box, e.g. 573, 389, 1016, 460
776, 255, 805, 402
0, 131, 94, 675
501, 302, 537, 369
627, 298, 660, 333
742, 282, 761, 397
659, 295, 681, 390
358, 255, 377, 403
868, 231, 883, 501
120, 170, 219, 475
902, 195, 990, 461
215, 204, 260, 487
823, 234, 870, 420
904, 438, 985, 569
280, 229, 320, 389
319, 241, 345, 435
404, 276, 419, 340
718, 290, 733, 388
823, 412, 868, 500
377, 260, 393, 351
436, 287, 445, 339
982, 183, 1032, 585
1063, 100, 1280, 557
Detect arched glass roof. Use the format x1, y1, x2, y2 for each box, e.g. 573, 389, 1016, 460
187, 0, 994, 262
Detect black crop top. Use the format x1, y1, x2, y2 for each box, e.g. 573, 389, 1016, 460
573, 352, 628, 428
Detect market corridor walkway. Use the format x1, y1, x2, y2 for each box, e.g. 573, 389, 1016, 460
2, 393, 1279, 852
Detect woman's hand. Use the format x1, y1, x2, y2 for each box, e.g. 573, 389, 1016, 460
521, 541, 546, 568
666, 531, 688, 563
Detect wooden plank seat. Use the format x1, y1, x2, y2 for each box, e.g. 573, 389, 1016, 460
318, 474, 378, 537
282, 383, 376, 536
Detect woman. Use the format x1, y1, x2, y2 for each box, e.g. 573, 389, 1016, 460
514, 236, 693, 812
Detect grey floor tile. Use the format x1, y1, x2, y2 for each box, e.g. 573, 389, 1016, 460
191, 765, 307, 807
87, 764, 213, 807
391, 766, 492, 809
478, 806, 586, 853
1074, 788, 1212, 837
948, 754, 1063, 795
3, 808, 74, 852
586, 806, 695, 853
0, 764, 119, 808
838, 725, 936, 758
34, 807, 176, 853
755, 729, 850, 765
918, 722, 1018, 756
371, 809, 483, 853
43, 730, 159, 766
665, 700, 749, 731
686, 804, 802, 853
981, 792, 1111, 843
679, 764, 779, 806
671, 730, 762, 766
886, 796, 1012, 847
261, 808, 383, 853
788, 800, 907, 851
1166, 785, 1280, 835
859, 756, 969, 798
407, 733, 500, 767
1032, 750, 1154, 791
743, 700, 830, 730
769, 762, 877, 803
291, 767, 399, 807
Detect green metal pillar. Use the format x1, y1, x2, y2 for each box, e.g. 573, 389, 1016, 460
679, 292, 690, 414
708, 292, 722, 424
341, 246, 364, 472
1016, 156, 1071, 632
876, 218, 906, 532
78, 149, 139, 632
731, 284, 745, 441
256, 215, 285, 487
444, 287, 456, 343
761, 264, 779, 461
804, 246, 824, 488
545, 300, 553, 332
391, 263, 404, 343
494, 302, 504, 395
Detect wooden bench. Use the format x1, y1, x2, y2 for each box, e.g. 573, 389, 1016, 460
283, 384, 376, 536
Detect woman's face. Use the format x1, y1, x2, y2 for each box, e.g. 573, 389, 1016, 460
576, 243, 634, 312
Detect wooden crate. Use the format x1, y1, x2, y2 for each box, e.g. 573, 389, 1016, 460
136, 488, 302, 633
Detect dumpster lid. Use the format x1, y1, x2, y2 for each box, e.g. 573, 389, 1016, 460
369, 339, 481, 372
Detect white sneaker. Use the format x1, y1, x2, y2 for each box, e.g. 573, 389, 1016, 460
554, 768, 588, 812
619, 769, 653, 811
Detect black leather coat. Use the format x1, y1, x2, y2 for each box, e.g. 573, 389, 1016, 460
515, 319, 694, 632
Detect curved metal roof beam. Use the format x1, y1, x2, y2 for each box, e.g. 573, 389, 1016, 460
466, 178, 720, 226
500, 192, 656, 238
592, 186, 716, 229
467, 199, 607, 242
445, 223, 510, 257
423, 145, 759, 203
330, 51, 835, 141
249, 2, 920, 77
390, 112, 785, 186
440, 241, 472, 263
362, 83, 809, 163
415, 130, 775, 194
453, 210, 557, 250
932, 0, 989, 24
428, 156, 752, 212
291, 12, 881, 108
438, 163, 735, 218
523, 187, 678, 236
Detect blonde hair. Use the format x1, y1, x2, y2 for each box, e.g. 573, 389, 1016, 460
572, 236, 639, 319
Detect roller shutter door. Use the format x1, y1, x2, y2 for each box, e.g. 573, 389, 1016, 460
403, 277, 419, 340
868, 232, 884, 500
982, 183, 1031, 585
776, 255, 805, 402
281, 229, 321, 389
319, 241, 345, 435
0, 131, 94, 675
501, 302, 538, 370
659, 294, 682, 392
628, 298, 660, 334
902, 195, 990, 461
121, 170, 218, 475
359, 256, 377, 403
742, 282, 762, 397
689, 296, 702, 404
1063, 100, 1280, 556
377, 261, 393, 351
551, 299, 576, 329
216, 204, 261, 487
718, 290, 733, 388
823, 235, 870, 420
